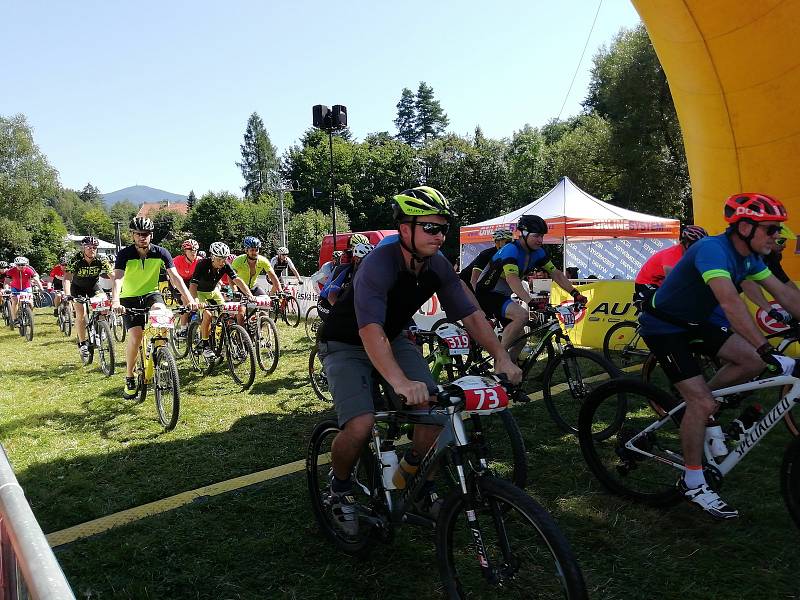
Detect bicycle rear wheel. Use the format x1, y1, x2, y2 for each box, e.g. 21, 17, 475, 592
578, 378, 683, 507
437, 475, 587, 599
542, 348, 621, 438
602, 320, 649, 374
306, 420, 384, 556
97, 320, 115, 376
226, 324, 256, 390
153, 346, 180, 431
284, 296, 301, 327
255, 313, 280, 373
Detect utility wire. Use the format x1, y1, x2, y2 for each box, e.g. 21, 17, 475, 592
556, 0, 603, 121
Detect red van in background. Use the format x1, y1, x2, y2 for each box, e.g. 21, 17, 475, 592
318, 230, 396, 267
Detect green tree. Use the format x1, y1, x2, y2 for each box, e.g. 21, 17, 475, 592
236, 112, 279, 199
415, 82, 449, 143
506, 125, 551, 213
394, 87, 419, 146
187, 189, 197, 210
585, 24, 690, 220
109, 200, 138, 226
150, 209, 186, 246
78, 207, 114, 240
286, 208, 349, 275
183, 191, 249, 250
78, 182, 103, 204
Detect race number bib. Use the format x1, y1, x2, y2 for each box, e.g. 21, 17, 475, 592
452, 376, 509, 413
435, 322, 470, 356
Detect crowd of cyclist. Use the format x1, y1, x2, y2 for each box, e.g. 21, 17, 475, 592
2, 185, 800, 532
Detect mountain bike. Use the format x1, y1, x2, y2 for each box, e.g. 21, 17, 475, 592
270, 290, 300, 327
413, 322, 528, 489
72, 296, 115, 376
110, 310, 126, 343
124, 307, 181, 431
578, 360, 800, 528
307, 374, 588, 599
32, 287, 52, 308
56, 293, 73, 337
240, 297, 280, 374
308, 345, 331, 402
188, 301, 256, 390
16, 292, 35, 342
461, 304, 622, 438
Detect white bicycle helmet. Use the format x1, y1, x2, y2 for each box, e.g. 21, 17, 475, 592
352, 243, 374, 259
209, 242, 230, 257
277, 246, 289, 255
14, 256, 29, 266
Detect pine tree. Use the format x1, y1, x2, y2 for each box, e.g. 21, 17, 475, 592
394, 88, 419, 146
187, 189, 197, 210
415, 82, 449, 143
236, 112, 279, 199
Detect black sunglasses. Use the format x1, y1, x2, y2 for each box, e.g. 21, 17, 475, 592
415, 221, 450, 236
759, 224, 782, 236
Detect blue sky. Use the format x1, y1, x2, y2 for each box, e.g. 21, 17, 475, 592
1, 1, 641, 197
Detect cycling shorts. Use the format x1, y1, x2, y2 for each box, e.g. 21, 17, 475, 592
318, 335, 437, 427
475, 290, 514, 326
71, 283, 103, 298
641, 324, 732, 384
11, 287, 31, 295
197, 289, 224, 306
52, 278, 63, 291
120, 292, 164, 330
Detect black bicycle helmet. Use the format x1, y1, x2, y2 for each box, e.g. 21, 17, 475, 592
129, 216, 154, 232
517, 214, 548, 235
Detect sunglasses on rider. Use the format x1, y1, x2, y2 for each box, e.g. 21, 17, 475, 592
759, 224, 782, 236
415, 221, 450, 236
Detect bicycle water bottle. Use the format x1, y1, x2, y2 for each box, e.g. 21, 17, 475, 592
381, 446, 400, 490
725, 404, 763, 442
392, 449, 420, 490
704, 423, 728, 457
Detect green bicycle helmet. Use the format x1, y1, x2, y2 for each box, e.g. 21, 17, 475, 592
392, 186, 454, 221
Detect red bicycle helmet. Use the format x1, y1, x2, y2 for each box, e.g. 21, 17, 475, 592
724, 193, 787, 224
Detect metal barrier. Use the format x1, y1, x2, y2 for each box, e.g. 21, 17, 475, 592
0, 447, 74, 599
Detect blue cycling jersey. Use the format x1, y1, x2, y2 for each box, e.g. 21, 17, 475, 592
319, 264, 352, 300
639, 233, 771, 334
475, 240, 554, 296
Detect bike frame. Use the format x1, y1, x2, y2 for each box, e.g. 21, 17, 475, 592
623, 374, 800, 476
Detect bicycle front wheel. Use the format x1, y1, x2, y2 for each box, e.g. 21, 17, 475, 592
97, 320, 115, 376
309, 346, 331, 402
255, 313, 280, 373
21, 306, 34, 341
226, 324, 256, 390
437, 475, 587, 599
284, 296, 301, 327
112, 313, 125, 342
304, 305, 321, 342
602, 320, 649, 374
542, 348, 621, 438
153, 346, 180, 431
578, 378, 683, 506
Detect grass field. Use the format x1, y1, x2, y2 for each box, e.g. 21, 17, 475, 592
0, 307, 798, 599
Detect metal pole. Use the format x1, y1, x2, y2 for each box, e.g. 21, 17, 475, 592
113, 221, 122, 252
329, 130, 337, 250
278, 188, 286, 247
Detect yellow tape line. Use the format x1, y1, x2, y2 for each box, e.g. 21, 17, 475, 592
46, 458, 307, 548
46, 365, 632, 548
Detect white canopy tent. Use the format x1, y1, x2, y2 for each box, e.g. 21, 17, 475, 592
459, 177, 680, 279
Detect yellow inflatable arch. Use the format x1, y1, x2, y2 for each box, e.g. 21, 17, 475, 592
633, 0, 800, 280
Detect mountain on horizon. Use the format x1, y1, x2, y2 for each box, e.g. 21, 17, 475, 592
102, 185, 187, 206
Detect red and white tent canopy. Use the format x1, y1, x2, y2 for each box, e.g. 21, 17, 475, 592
459, 176, 680, 245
